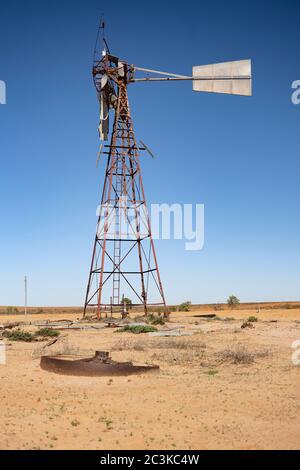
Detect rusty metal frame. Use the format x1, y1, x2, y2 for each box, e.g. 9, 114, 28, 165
83, 53, 166, 319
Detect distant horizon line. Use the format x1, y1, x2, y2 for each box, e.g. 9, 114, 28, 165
1, 300, 300, 310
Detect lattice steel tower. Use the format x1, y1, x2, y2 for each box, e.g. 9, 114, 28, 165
83, 42, 166, 319
83, 23, 252, 319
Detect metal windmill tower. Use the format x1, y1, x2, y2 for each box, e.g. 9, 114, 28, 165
83, 22, 252, 319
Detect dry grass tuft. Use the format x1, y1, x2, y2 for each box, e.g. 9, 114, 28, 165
153, 338, 206, 350
112, 340, 145, 351
217, 343, 270, 365
112, 337, 206, 353
150, 338, 207, 365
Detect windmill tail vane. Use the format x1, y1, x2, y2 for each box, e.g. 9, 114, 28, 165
83, 24, 252, 319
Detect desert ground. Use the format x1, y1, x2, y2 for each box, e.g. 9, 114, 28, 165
0, 302, 299, 450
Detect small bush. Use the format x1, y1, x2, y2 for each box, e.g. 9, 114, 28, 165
218, 344, 269, 365
112, 340, 145, 351
147, 313, 165, 325
178, 301, 191, 312
163, 309, 171, 319
247, 316, 258, 323
2, 329, 34, 342
218, 345, 254, 364
71, 420, 80, 427
160, 338, 206, 350
204, 369, 219, 376
117, 325, 157, 334
227, 295, 240, 308
241, 321, 254, 329
35, 328, 60, 338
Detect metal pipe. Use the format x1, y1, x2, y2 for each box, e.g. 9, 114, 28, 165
133, 66, 190, 78
131, 76, 251, 82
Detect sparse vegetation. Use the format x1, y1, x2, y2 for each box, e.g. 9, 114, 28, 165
113, 337, 206, 353
105, 419, 113, 430
1, 327, 60, 342
71, 420, 80, 427
204, 369, 219, 376
227, 295, 240, 308
217, 344, 269, 365
178, 301, 191, 312
218, 344, 255, 364
248, 316, 258, 323
241, 321, 254, 329
35, 328, 60, 338
149, 337, 207, 366
117, 325, 157, 334
156, 338, 206, 350
2, 329, 34, 342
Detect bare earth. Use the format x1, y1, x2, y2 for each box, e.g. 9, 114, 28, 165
0, 303, 299, 450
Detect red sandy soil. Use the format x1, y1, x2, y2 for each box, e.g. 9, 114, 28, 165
0, 304, 299, 450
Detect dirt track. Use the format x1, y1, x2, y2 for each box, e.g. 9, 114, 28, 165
0, 306, 299, 450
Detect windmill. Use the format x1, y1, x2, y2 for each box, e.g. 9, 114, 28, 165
83, 22, 252, 319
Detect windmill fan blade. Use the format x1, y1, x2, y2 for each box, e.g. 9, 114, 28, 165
98, 92, 109, 141
140, 140, 155, 159
192, 59, 252, 96
97, 72, 118, 141
96, 143, 104, 167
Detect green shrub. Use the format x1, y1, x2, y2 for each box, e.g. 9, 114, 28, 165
35, 328, 60, 338
227, 295, 240, 308
204, 369, 219, 376
2, 327, 61, 342
2, 329, 34, 342
117, 325, 157, 334
178, 301, 191, 312
247, 316, 258, 323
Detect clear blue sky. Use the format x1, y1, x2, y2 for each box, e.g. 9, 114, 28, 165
0, 0, 299, 306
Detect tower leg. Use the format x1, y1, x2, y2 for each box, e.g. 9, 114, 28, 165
83, 83, 166, 318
